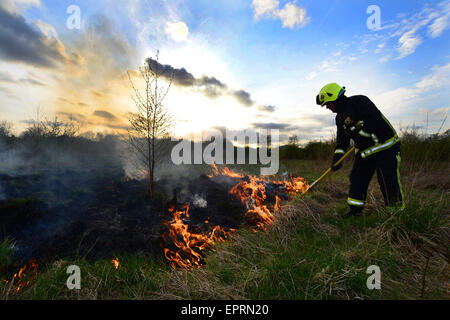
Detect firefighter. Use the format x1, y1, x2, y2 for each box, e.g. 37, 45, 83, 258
316, 83, 405, 218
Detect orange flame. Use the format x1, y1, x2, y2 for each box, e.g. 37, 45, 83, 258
272, 175, 309, 195
274, 195, 281, 211
161, 204, 232, 269
3, 259, 39, 293
208, 163, 244, 179
161, 165, 308, 269
111, 258, 120, 269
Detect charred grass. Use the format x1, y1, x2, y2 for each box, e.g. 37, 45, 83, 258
1, 160, 448, 300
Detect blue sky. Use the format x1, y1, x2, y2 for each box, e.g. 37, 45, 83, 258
0, 0, 449, 142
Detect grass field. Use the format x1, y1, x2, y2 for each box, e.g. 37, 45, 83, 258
1, 157, 448, 300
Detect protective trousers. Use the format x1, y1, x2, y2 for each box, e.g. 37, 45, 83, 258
348, 143, 404, 214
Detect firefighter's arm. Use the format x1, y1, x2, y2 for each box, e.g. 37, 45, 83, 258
332, 120, 350, 171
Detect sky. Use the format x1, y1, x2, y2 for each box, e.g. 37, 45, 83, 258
0, 0, 449, 144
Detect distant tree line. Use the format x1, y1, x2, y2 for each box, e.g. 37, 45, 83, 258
280, 129, 450, 162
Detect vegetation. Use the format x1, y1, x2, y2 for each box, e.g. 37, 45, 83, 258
1, 156, 447, 300
127, 52, 174, 198
0, 116, 448, 300
280, 128, 450, 162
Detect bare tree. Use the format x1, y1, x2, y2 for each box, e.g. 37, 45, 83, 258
22, 105, 47, 150
288, 135, 299, 147
0, 121, 13, 138
127, 51, 174, 197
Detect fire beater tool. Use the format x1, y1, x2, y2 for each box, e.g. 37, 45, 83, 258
302, 146, 356, 195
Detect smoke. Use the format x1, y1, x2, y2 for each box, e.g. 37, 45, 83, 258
193, 194, 207, 208
0, 181, 5, 200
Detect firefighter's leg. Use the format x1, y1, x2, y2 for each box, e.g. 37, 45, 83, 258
348, 154, 377, 214
376, 145, 405, 214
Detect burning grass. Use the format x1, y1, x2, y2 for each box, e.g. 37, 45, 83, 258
0, 160, 310, 295
161, 203, 234, 269
1, 160, 448, 300
160, 164, 308, 269
2, 259, 39, 295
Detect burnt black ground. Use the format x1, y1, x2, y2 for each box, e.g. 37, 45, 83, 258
0, 137, 290, 271
0, 165, 250, 267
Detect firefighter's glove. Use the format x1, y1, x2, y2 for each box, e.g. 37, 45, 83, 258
331, 153, 343, 172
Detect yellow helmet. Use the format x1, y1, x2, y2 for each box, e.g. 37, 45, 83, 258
316, 83, 346, 106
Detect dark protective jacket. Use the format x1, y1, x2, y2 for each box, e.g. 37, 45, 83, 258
334, 95, 400, 158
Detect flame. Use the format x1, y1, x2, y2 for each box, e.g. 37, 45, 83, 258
3, 259, 39, 293
274, 195, 281, 211
226, 168, 308, 231
207, 163, 220, 178
208, 163, 244, 179
228, 175, 274, 230
161, 164, 308, 269
272, 175, 309, 195
161, 204, 232, 269
111, 258, 120, 269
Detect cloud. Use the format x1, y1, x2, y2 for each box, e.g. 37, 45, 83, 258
0, 0, 40, 14
299, 114, 335, 128
145, 57, 255, 107
252, 0, 310, 29
392, 2, 448, 59
0, 70, 46, 86
57, 111, 130, 132
415, 106, 449, 117
0, 71, 14, 82
34, 19, 58, 38
275, 2, 310, 29
252, 0, 279, 19
0, 6, 82, 68
428, 1, 450, 38
232, 90, 254, 107
94, 110, 117, 120
51, 14, 139, 134
415, 63, 450, 90
428, 16, 449, 38
306, 71, 318, 80
165, 21, 189, 42
252, 122, 297, 131
397, 31, 423, 59
357, 1, 449, 61
376, 63, 450, 117
257, 105, 276, 113
57, 111, 86, 123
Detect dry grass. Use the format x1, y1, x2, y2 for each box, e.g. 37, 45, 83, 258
1, 160, 448, 300
154, 268, 244, 300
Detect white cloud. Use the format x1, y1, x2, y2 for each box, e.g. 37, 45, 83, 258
415, 63, 450, 90
429, 0, 450, 38
252, 0, 310, 29
252, 0, 279, 20
275, 2, 310, 29
306, 71, 317, 80
0, 0, 40, 13
396, 31, 422, 59
357, 1, 449, 60
378, 56, 390, 63
393, 2, 450, 58
34, 20, 59, 39
416, 106, 449, 117
429, 15, 449, 38
375, 63, 450, 117
165, 21, 189, 42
